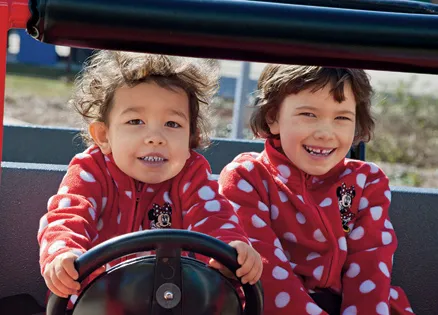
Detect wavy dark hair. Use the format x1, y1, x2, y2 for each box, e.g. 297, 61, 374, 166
250, 65, 375, 144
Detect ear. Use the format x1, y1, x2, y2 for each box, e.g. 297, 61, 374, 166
268, 119, 280, 135
89, 121, 112, 154
267, 107, 280, 135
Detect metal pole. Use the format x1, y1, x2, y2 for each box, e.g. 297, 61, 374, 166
0, 3, 9, 166
0, 0, 29, 167
231, 62, 250, 139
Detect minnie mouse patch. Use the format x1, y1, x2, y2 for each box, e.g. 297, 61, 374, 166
337, 183, 356, 233
148, 202, 172, 229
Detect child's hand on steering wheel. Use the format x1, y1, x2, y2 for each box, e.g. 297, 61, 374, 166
43, 252, 81, 298
43, 251, 106, 298
209, 240, 263, 285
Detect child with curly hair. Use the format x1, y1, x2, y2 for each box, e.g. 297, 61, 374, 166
37, 51, 262, 308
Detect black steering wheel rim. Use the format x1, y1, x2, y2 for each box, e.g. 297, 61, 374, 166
47, 229, 264, 315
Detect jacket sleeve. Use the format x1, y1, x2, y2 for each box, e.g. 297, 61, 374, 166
180, 155, 250, 245
219, 157, 329, 315
341, 164, 396, 314
37, 151, 106, 274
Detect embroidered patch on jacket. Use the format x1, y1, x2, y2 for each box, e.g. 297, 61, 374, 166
337, 183, 356, 233
148, 202, 172, 229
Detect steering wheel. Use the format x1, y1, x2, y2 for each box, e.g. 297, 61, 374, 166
46, 229, 264, 315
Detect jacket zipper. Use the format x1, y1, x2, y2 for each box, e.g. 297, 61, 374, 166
131, 181, 144, 232
304, 173, 338, 287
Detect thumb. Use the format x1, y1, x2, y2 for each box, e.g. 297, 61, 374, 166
62, 253, 79, 280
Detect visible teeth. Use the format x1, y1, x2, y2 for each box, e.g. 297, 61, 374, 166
304, 146, 333, 156
142, 156, 164, 162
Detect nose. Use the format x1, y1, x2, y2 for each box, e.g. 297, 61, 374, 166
313, 121, 335, 140
144, 127, 166, 146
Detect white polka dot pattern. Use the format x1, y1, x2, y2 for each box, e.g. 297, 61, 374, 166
48, 240, 66, 254
80, 170, 96, 183
284, 232, 297, 243
252, 214, 267, 228
272, 266, 289, 280
371, 206, 383, 220
39, 147, 415, 315
356, 174, 366, 188
319, 198, 332, 207
313, 266, 324, 280
376, 302, 389, 315
271, 205, 279, 220
296, 212, 306, 224
359, 197, 369, 210
359, 280, 376, 293
274, 248, 288, 262
205, 200, 221, 212
59, 198, 71, 209
58, 186, 69, 194
278, 191, 288, 202
198, 186, 215, 200
275, 292, 290, 308
382, 232, 393, 245
258, 201, 269, 212
313, 229, 326, 242
349, 226, 365, 240
338, 237, 347, 251
379, 262, 390, 277
346, 263, 360, 278
277, 165, 291, 178
342, 305, 357, 315
306, 302, 323, 315
237, 179, 253, 193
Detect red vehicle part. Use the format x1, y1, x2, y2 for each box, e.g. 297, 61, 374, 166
0, 0, 30, 165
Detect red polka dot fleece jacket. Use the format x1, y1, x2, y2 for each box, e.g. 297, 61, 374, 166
219, 138, 414, 315
37, 145, 249, 303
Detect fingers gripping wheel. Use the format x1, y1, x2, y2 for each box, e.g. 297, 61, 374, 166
46, 230, 264, 315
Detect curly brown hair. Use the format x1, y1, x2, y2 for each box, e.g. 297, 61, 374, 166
250, 65, 374, 144
70, 50, 219, 149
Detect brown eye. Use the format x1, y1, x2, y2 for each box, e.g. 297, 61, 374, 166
165, 121, 181, 128
127, 119, 144, 125
336, 116, 352, 121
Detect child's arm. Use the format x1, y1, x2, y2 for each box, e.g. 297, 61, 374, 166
180, 155, 262, 284
38, 150, 106, 296
219, 158, 329, 315
341, 165, 396, 314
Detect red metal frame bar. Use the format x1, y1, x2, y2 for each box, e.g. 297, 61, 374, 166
0, 0, 30, 166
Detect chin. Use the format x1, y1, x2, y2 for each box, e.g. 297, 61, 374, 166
304, 167, 330, 177
144, 177, 165, 184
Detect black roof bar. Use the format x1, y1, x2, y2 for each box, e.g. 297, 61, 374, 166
27, 0, 438, 74
250, 0, 438, 15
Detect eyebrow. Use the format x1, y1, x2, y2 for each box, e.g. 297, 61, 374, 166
120, 106, 143, 116
295, 105, 356, 116
120, 107, 189, 121
169, 109, 189, 121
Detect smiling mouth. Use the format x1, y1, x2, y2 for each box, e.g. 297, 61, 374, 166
303, 145, 335, 157
138, 156, 168, 163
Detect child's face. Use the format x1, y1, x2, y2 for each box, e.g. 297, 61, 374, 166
269, 83, 356, 176
91, 82, 191, 184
